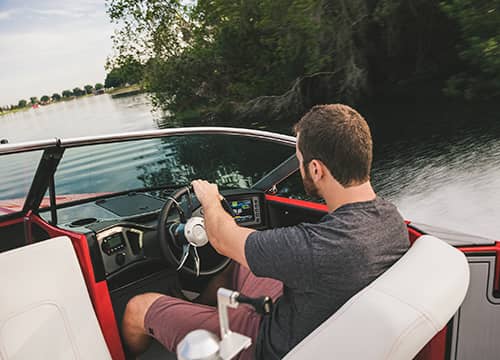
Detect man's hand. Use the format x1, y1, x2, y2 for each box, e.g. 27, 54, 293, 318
191, 179, 222, 210
191, 179, 252, 269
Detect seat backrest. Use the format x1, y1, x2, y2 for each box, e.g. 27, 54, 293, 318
0, 236, 112, 359
284, 235, 470, 360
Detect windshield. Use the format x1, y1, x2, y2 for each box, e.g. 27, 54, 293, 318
52, 133, 294, 206
0, 150, 43, 215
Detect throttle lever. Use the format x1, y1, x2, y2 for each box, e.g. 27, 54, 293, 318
236, 294, 273, 315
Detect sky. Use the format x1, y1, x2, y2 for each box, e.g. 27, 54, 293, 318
0, 0, 114, 106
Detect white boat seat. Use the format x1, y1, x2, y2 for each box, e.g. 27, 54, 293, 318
283, 235, 470, 360
0, 236, 112, 360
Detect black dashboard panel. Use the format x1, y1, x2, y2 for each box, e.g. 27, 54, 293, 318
96, 193, 165, 217
54, 189, 267, 280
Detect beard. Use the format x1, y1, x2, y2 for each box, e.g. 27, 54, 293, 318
302, 166, 320, 198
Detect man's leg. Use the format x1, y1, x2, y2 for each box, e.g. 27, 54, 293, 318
233, 263, 283, 301
122, 292, 165, 354
123, 292, 262, 360
195, 262, 236, 306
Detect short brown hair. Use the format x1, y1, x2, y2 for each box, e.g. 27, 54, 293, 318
294, 104, 372, 187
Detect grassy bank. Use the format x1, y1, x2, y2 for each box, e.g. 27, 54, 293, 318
0, 106, 31, 117
108, 84, 144, 98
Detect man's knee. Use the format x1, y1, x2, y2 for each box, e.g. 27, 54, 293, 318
123, 292, 164, 331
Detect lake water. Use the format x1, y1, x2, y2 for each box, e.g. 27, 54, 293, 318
1, 94, 499, 239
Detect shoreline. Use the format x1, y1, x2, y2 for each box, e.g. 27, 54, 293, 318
0, 85, 144, 117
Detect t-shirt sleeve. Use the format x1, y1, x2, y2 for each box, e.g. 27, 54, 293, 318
245, 225, 313, 289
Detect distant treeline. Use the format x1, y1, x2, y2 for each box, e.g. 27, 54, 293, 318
1, 83, 105, 112
104, 0, 499, 117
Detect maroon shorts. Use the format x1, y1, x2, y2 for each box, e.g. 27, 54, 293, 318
144, 264, 283, 360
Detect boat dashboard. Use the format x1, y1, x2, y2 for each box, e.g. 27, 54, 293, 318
40, 189, 267, 286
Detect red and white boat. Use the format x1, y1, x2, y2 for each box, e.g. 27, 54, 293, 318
0, 128, 493, 359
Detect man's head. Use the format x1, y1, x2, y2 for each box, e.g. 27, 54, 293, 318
294, 104, 372, 197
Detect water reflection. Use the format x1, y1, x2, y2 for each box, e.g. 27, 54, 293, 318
51, 134, 293, 208
136, 135, 293, 190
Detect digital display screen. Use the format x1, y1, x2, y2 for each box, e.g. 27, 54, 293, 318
231, 199, 254, 223
106, 233, 124, 248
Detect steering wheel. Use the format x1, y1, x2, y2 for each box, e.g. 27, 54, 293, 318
158, 186, 232, 276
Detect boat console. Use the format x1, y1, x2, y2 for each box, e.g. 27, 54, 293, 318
41, 188, 267, 284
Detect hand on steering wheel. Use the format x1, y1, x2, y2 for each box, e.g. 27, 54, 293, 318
158, 185, 233, 277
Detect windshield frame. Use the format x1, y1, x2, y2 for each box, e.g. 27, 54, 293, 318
0, 127, 297, 221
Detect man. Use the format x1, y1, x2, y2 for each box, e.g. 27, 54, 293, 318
122, 104, 409, 359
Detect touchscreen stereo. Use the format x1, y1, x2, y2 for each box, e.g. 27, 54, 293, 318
230, 196, 261, 226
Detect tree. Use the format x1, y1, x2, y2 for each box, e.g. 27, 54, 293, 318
62, 90, 73, 98
107, 0, 499, 115
105, 56, 144, 88
52, 93, 61, 101
105, 69, 122, 88
440, 0, 500, 99
84, 85, 94, 94
40, 95, 50, 103
95, 83, 104, 91
30, 97, 38, 105
73, 87, 85, 97
18, 99, 27, 108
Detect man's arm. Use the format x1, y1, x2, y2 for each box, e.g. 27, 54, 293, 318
192, 180, 254, 268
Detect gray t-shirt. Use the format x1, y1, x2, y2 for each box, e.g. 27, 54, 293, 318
245, 197, 409, 359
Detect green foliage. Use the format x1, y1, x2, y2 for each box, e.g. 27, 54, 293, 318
73, 87, 85, 97
62, 90, 73, 98
95, 83, 104, 90
440, 0, 500, 99
30, 97, 38, 105
105, 56, 144, 88
106, 0, 499, 113
18, 99, 27, 108
84, 85, 94, 94
52, 93, 61, 101
40, 95, 50, 103
107, 0, 350, 111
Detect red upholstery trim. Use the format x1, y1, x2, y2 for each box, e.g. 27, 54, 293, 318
265, 194, 329, 212
30, 214, 125, 360
405, 221, 422, 245
414, 327, 447, 360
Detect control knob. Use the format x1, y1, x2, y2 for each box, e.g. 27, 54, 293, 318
115, 252, 126, 266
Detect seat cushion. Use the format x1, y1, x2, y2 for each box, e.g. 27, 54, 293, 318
0, 236, 112, 359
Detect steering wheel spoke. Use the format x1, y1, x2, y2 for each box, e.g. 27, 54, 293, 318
177, 244, 190, 271
191, 246, 201, 277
